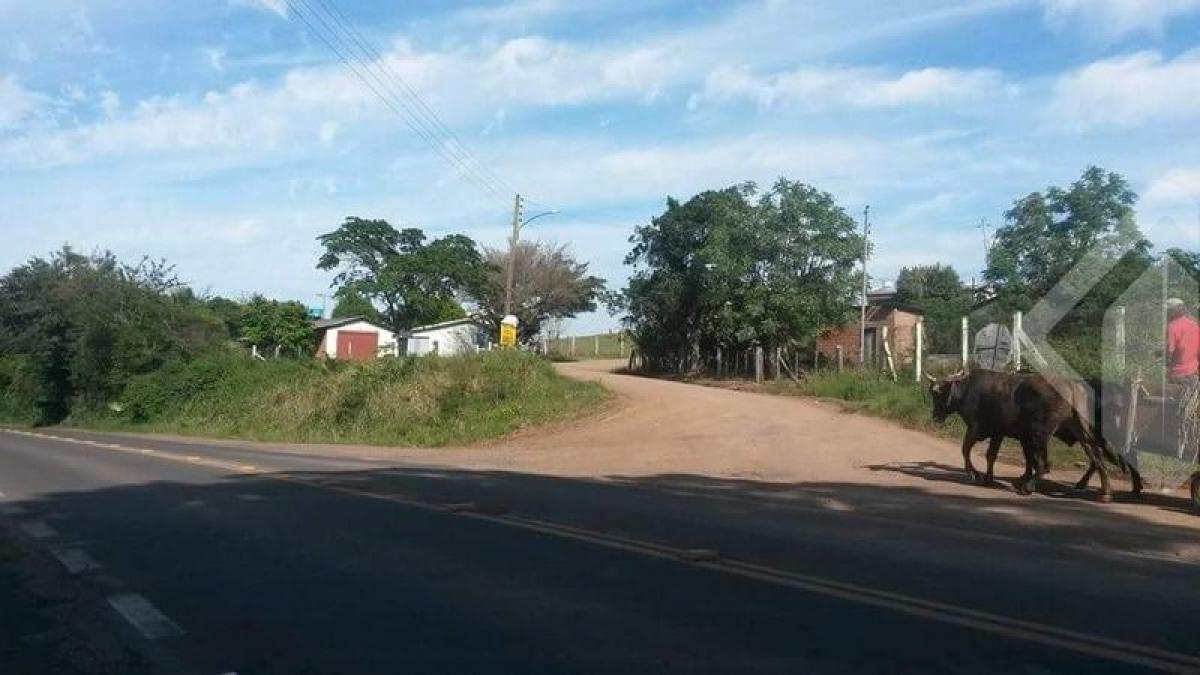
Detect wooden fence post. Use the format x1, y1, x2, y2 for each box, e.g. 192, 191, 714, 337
619, 335, 625, 358
594, 335, 600, 357
914, 318, 924, 382
1013, 310, 1024, 372
754, 345, 764, 383
571, 335, 576, 357
1111, 306, 1124, 376
836, 345, 843, 372
716, 347, 723, 377
773, 346, 782, 380
882, 326, 897, 381
960, 316, 969, 370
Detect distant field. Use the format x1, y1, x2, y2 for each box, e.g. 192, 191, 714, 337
546, 333, 631, 360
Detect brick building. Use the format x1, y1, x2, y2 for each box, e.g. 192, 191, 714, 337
816, 303, 924, 367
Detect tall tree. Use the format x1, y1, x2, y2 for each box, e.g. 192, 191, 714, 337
0, 248, 225, 423
317, 217, 486, 331
331, 289, 381, 322
896, 263, 969, 353
477, 240, 606, 343
623, 179, 863, 372
238, 296, 315, 354
985, 166, 1151, 311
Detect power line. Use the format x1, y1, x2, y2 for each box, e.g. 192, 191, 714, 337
282, 0, 505, 200
308, 0, 516, 198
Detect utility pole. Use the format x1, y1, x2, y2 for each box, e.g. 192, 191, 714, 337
504, 193, 523, 317
859, 205, 871, 365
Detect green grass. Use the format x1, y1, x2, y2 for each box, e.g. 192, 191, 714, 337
69, 350, 607, 447
546, 333, 629, 360
0, 355, 37, 426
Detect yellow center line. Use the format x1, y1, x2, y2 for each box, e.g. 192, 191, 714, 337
2, 428, 1197, 673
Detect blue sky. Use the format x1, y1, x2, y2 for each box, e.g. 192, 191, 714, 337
2, 0, 1199, 332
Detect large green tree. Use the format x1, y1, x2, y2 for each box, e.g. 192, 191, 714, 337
984, 166, 1151, 313
0, 248, 226, 423
331, 289, 381, 322
237, 295, 314, 355
317, 217, 486, 332
896, 263, 970, 353
477, 241, 606, 343
623, 179, 864, 372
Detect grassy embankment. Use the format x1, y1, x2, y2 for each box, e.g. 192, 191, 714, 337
16, 350, 606, 447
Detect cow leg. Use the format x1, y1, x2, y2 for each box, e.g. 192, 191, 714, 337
983, 435, 1003, 485
1087, 444, 1114, 502
1074, 464, 1096, 491
1016, 437, 1038, 495
1129, 466, 1144, 497
961, 429, 981, 483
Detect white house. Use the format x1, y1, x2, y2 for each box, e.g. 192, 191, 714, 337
313, 317, 398, 360
403, 318, 485, 356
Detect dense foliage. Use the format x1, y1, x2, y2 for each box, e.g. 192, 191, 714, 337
622, 178, 864, 372
0, 249, 228, 424
895, 264, 971, 354
317, 217, 486, 332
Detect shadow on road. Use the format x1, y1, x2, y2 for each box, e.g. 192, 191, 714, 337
5, 459, 1199, 673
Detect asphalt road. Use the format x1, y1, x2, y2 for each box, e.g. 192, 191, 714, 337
1, 427, 1197, 674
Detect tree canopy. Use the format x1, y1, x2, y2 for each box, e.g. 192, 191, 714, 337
331, 289, 381, 322
317, 217, 485, 332
238, 295, 314, 354
0, 248, 227, 423
623, 178, 864, 372
895, 263, 970, 354
476, 241, 606, 343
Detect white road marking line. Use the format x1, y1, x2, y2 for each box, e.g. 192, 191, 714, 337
107, 593, 185, 640
50, 547, 101, 575
20, 520, 57, 539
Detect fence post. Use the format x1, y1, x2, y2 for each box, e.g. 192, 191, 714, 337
716, 347, 723, 377
773, 346, 782, 380
619, 335, 625, 358
754, 345, 764, 383
915, 318, 924, 382
571, 335, 576, 357
836, 345, 843, 372
594, 335, 600, 357
882, 326, 897, 381
794, 350, 801, 377
542, 334, 548, 355
1111, 306, 1125, 376
1012, 310, 1023, 371
961, 316, 970, 370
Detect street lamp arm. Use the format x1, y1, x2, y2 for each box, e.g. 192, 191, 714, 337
521, 210, 559, 228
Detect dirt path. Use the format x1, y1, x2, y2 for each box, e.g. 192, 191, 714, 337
379, 359, 1198, 539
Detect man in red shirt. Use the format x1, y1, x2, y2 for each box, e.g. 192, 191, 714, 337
1166, 298, 1200, 386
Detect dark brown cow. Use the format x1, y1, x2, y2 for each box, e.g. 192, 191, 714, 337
928, 370, 1140, 500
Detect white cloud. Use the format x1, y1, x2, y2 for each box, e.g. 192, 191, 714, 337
1146, 168, 1200, 205
689, 64, 1008, 110
1041, 0, 1200, 38
0, 74, 48, 131
228, 0, 288, 18
1048, 50, 1200, 129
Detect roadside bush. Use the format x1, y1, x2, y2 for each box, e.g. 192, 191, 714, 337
84, 351, 605, 447
0, 355, 39, 424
